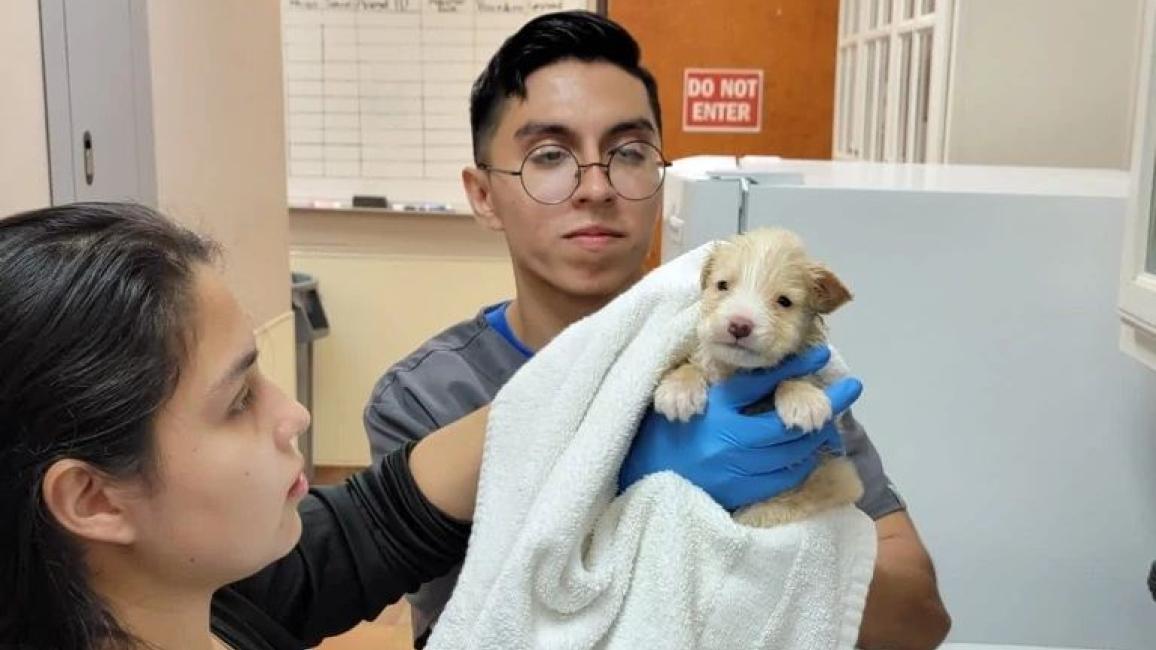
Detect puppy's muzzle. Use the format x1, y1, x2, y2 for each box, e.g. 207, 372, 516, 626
727, 317, 753, 340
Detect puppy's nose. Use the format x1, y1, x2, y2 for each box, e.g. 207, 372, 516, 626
727, 318, 753, 340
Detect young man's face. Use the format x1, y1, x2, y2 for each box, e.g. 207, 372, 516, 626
464, 59, 663, 301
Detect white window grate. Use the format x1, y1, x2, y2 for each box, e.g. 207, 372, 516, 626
833, 0, 953, 162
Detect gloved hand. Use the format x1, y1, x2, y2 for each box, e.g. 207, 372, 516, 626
619, 345, 864, 511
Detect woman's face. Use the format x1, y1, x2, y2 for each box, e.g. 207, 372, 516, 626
119, 266, 311, 588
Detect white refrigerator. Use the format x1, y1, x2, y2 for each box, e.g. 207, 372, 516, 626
661, 158, 1156, 650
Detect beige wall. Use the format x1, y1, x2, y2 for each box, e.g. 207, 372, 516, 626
291, 210, 515, 466
0, 3, 293, 317
255, 311, 298, 411
0, 1, 51, 215
945, 0, 1143, 169
147, 0, 291, 327
0, 1, 295, 395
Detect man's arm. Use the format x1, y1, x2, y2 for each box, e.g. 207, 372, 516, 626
363, 321, 517, 461
858, 511, 951, 650
835, 405, 950, 650
364, 376, 443, 459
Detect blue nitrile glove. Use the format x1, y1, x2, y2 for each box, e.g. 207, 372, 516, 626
618, 345, 864, 511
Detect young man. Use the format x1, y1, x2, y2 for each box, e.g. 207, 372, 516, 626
365, 11, 950, 650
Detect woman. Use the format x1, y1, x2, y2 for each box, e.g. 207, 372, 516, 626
0, 203, 854, 649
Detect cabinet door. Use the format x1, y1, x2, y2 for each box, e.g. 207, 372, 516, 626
40, 0, 155, 205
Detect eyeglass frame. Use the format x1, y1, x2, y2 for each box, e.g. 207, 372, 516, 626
476, 140, 673, 205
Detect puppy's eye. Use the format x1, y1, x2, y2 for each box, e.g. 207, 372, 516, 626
716, 280, 729, 291
776, 295, 793, 308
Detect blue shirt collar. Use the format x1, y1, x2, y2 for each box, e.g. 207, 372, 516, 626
483, 301, 534, 359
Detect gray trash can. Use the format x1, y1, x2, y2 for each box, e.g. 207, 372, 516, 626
291, 272, 329, 479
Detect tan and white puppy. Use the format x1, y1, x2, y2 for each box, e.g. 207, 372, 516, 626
655, 227, 863, 527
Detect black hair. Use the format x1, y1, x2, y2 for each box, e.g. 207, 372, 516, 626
0, 202, 218, 649
469, 10, 663, 163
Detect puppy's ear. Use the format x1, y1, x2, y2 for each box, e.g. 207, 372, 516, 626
700, 243, 719, 290
809, 263, 853, 313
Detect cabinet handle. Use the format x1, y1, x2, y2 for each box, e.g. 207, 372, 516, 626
665, 212, 684, 243
83, 131, 94, 186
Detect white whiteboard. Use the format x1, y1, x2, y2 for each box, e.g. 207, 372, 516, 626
282, 0, 594, 211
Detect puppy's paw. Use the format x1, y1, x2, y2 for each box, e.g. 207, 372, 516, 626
774, 379, 831, 432
654, 365, 709, 422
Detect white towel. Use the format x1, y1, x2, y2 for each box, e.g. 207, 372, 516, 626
427, 244, 878, 650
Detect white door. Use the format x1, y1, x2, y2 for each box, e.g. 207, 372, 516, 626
741, 171, 1155, 650
1119, 0, 1156, 369
40, 0, 155, 205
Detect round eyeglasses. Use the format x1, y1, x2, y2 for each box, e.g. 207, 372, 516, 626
477, 140, 672, 205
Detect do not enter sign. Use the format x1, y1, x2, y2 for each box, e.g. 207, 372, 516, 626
682, 68, 764, 133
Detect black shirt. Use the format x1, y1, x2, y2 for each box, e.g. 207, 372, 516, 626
210, 443, 470, 649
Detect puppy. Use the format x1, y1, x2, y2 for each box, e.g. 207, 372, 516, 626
654, 227, 863, 527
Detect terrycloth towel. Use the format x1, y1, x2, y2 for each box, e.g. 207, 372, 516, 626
427, 244, 878, 650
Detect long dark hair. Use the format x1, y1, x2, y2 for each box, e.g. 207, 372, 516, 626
0, 203, 218, 649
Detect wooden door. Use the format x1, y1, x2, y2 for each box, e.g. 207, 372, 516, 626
608, 0, 840, 268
